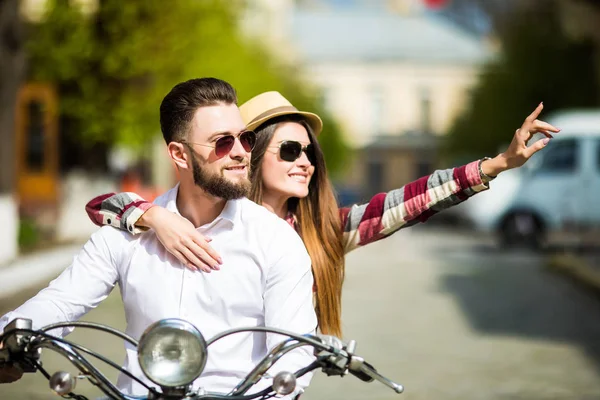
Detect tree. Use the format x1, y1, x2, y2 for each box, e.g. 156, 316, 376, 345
0, 0, 26, 195
25, 0, 348, 175
444, 0, 599, 161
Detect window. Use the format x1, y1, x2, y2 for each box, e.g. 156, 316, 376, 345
367, 159, 384, 194
25, 100, 46, 171
538, 139, 578, 173
415, 160, 433, 180
419, 87, 432, 134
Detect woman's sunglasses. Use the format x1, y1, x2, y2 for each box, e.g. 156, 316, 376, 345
183, 130, 256, 158
270, 141, 316, 164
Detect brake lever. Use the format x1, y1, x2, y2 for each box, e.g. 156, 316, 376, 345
348, 356, 403, 394
314, 335, 404, 393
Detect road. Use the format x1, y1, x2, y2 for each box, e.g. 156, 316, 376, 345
1, 226, 600, 400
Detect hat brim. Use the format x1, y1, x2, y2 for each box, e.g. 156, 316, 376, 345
246, 110, 323, 135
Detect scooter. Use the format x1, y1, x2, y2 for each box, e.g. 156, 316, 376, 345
0, 317, 404, 399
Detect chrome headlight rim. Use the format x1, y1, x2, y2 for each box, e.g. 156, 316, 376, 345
137, 318, 207, 388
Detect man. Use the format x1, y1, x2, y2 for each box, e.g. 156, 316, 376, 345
0, 78, 318, 396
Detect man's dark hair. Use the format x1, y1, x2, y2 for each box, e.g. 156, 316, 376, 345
159, 77, 237, 144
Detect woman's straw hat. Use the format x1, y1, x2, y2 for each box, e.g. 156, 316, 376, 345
240, 91, 323, 135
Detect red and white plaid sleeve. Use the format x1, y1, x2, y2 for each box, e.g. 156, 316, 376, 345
339, 160, 491, 253
85, 192, 155, 235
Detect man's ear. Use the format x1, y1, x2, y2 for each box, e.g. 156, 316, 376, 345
168, 142, 189, 170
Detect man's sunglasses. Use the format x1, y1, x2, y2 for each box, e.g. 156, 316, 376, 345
269, 141, 316, 164
183, 130, 256, 158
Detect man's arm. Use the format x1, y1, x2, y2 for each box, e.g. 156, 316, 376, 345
0, 227, 123, 337
263, 223, 318, 396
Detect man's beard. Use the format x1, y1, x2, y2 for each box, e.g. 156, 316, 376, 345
190, 153, 251, 200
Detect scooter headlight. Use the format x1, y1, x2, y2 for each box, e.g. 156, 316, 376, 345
137, 319, 207, 388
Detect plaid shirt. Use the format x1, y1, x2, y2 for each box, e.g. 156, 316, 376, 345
86, 160, 492, 253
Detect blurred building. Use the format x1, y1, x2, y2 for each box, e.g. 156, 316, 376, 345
10, 81, 117, 247
5, 0, 118, 252
242, 0, 496, 201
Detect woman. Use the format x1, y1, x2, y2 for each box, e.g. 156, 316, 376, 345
86, 92, 558, 336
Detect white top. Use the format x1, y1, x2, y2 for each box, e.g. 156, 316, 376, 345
0, 185, 318, 396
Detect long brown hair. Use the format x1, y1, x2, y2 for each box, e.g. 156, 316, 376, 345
249, 115, 345, 336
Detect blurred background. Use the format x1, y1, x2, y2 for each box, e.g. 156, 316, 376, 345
2, 0, 600, 399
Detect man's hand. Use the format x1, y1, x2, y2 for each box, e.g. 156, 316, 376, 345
481, 102, 560, 177
0, 364, 23, 384
0, 343, 24, 384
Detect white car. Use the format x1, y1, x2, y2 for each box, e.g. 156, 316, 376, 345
451, 109, 600, 248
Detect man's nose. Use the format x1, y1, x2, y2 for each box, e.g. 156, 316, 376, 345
229, 136, 249, 160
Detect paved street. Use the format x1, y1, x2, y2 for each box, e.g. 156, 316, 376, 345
2, 226, 600, 399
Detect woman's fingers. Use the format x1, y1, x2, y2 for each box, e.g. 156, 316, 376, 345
192, 237, 222, 268
178, 246, 214, 273
524, 120, 559, 141
518, 103, 544, 139
171, 249, 195, 271
182, 238, 221, 271
532, 119, 560, 133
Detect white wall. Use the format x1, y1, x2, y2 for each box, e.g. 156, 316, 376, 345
55, 171, 118, 242
304, 61, 481, 147
152, 136, 176, 191
0, 194, 18, 265
0, 173, 118, 265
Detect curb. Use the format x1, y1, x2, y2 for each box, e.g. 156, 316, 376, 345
546, 253, 600, 292
0, 243, 84, 299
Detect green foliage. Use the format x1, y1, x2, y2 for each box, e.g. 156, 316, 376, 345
18, 218, 40, 250
444, 1, 599, 161
26, 0, 347, 174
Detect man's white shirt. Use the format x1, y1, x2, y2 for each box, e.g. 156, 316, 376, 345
0, 185, 318, 395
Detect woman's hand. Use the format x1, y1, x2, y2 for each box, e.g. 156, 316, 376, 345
140, 207, 223, 272
482, 102, 560, 177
